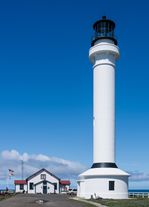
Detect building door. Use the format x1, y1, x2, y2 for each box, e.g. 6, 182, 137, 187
43, 181, 47, 194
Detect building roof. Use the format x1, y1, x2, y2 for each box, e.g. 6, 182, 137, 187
14, 180, 27, 185
78, 168, 130, 178
60, 180, 71, 185
26, 168, 60, 181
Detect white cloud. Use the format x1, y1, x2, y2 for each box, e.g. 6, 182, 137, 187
2, 150, 149, 189
0, 149, 87, 187
1, 150, 20, 160
129, 171, 149, 182
34, 154, 50, 162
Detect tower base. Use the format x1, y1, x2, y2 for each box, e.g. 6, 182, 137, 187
77, 168, 129, 199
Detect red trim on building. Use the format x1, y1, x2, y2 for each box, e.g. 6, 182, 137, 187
60, 180, 70, 185
14, 180, 27, 185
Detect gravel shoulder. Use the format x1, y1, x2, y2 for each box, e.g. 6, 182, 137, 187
0, 194, 94, 207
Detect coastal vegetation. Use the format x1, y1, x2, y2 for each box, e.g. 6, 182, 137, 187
0, 193, 13, 201
95, 198, 149, 207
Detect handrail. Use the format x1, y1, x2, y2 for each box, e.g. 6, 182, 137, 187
129, 192, 149, 198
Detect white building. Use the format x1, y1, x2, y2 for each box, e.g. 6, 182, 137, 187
77, 16, 129, 199
14, 168, 70, 194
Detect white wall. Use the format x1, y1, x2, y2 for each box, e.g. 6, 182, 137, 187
77, 176, 128, 199
35, 183, 42, 194
35, 182, 55, 194
47, 183, 54, 194
60, 184, 70, 192
89, 40, 119, 164
15, 184, 27, 193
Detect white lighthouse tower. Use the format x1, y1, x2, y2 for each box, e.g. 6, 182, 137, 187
77, 16, 129, 199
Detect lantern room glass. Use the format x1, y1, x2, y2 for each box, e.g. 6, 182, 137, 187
91, 16, 117, 46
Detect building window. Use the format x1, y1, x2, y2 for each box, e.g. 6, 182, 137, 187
29, 182, 34, 190
109, 181, 115, 191
20, 184, 24, 190
41, 174, 46, 180
53, 183, 57, 190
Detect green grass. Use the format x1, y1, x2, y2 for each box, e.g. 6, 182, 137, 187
77, 200, 96, 207
93, 198, 149, 207
83, 204, 96, 207
0, 194, 14, 201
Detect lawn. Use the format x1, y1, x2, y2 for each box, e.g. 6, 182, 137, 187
83, 204, 96, 207
0, 194, 14, 201
77, 200, 97, 207
94, 198, 149, 207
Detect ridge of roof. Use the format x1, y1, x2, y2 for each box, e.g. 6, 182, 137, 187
26, 168, 60, 181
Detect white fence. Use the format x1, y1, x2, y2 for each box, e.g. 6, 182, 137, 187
129, 192, 149, 198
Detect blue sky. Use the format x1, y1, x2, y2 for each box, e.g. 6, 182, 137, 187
0, 0, 149, 189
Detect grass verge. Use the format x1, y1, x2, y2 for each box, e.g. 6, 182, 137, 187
81, 201, 97, 207
0, 194, 14, 201
93, 198, 149, 207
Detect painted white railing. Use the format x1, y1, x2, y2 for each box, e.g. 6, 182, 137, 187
129, 192, 149, 198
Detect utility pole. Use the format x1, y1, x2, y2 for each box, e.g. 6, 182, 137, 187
21, 160, 24, 180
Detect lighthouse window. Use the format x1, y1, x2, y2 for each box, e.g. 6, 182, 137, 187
109, 181, 115, 191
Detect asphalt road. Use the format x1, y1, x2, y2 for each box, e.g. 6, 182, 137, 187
0, 194, 90, 207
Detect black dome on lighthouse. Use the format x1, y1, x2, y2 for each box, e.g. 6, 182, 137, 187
91, 16, 117, 46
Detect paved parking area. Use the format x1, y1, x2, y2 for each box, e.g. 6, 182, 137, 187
0, 194, 89, 207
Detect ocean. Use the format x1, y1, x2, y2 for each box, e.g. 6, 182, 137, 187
129, 189, 149, 193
